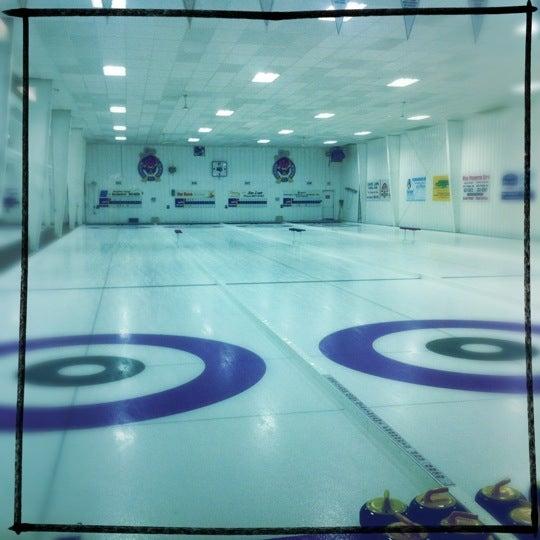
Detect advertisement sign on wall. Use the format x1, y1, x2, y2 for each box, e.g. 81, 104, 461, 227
98, 189, 142, 208
282, 191, 322, 207
406, 177, 426, 202
432, 175, 450, 201
228, 191, 267, 208
462, 174, 490, 201
175, 191, 216, 207
501, 172, 535, 201
367, 180, 391, 201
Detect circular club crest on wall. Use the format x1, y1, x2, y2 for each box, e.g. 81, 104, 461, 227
138, 148, 163, 182
273, 152, 296, 183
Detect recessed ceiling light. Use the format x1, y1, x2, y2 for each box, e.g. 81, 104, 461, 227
198, 127, 213, 133
188, 137, 200, 142
319, 1, 366, 21
314, 112, 335, 119
110, 105, 126, 113
324, 140, 338, 145
278, 129, 294, 135
257, 139, 271, 144
407, 115, 430, 121
115, 136, 127, 141
216, 109, 234, 117
387, 78, 419, 88
252, 72, 280, 83
512, 81, 540, 94
113, 125, 127, 131
354, 131, 372, 136
103, 65, 126, 76
91, 0, 103, 6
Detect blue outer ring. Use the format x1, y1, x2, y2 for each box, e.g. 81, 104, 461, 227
319, 319, 539, 393
0, 334, 266, 431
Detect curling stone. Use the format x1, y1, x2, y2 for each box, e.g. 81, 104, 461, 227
406, 487, 458, 525
385, 512, 430, 540
434, 511, 491, 540
509, 504, 532, 526
359, 490, 408, 527
474, 478, 526, 521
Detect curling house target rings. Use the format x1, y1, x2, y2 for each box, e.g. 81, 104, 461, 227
319, 320, 539, 393
0, 333, 266, 431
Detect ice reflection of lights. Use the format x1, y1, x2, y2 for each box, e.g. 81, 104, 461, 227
113, 426, 136, 450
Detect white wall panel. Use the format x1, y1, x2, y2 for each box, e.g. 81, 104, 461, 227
398, 124, 453, 232
365, 138, 394, 226
85, 144, 341, 224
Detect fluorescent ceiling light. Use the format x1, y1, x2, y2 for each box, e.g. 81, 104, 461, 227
216, 109, 234, 117
115, 136, 127, 141
319, 1, 366, 22
387, 78, 419, 88
407, 115, 430, 121
198, 127, 213, 133
91, 0, 103, 6
324, 140, 338, 145
252, 72, 280, 83
257, 139, 271, 144
278, 129, 294, 135
314, 112, 335, 119
113, 125, 127, 131
110, 105, 126, 113
103, 65, 126, 76
188, 137, 200, 142
354, 131, 372, 136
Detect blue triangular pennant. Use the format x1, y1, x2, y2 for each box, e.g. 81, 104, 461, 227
259, 0, 274, 29
469, 0, 487, 43
332, 0, 347, 35
183, 0, 196, 28
401, 0, 420, 40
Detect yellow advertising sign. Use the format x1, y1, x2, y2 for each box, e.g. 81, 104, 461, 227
432, 175, 450, 201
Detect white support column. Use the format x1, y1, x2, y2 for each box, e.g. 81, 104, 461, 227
28, 78, 52, 252
445, 120, 464, 233
386, 135, 401, 226
0, 16, 13, 219
356, 143, 367, 222
51, 109, 72, 237
67, 128, 85, 229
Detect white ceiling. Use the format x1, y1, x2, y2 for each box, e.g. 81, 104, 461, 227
13, 0, 540, 146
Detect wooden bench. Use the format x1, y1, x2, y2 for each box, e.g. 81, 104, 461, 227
399, 226, 420, 240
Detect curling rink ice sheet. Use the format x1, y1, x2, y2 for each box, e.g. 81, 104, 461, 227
0, 223, 538, 539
